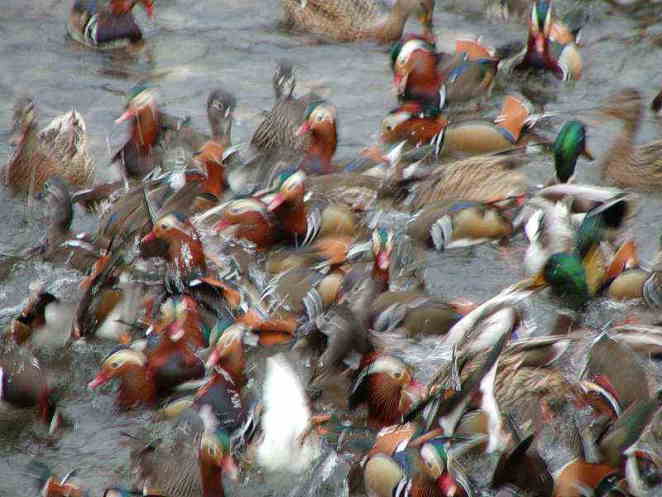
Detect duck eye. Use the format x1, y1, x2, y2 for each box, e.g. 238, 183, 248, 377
110, 361, 120, 369
316, 113, 324, 122
160, 223, 167, 230
394, 372, 402, 379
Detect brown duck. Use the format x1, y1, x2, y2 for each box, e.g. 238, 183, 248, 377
3, 97, 94, 195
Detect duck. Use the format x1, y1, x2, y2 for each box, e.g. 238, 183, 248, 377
390, 36, 499, 109
0, 345, 63, 434
549, 119, 593, 184
294, 99, 338, 175
127, 406, 238, 497
406, 197, 517, 252
597, 88, 662, 191
280, 0, 434, 44
506, 0, 583, 80
67, 0, 154, 50
349, 353, 426, 429
266, 169, 358, 246
88, 341, 205, 409
255, 353, 322, 473
363, 436, 472, 497
27, 463, 85, 497
406, 152, 528, 210
2, 96, 94, 195
24, 176, 102, 273
213, 198, 279, 250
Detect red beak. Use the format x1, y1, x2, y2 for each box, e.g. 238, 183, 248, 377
393, 72, 409, 95
267, 193, 286, 211
141, 231, 158, 244
223, 455, 240, 481
214, 219, 232, 232
206, 347, 221, 369
144, 3, 154, 18
534, 33, 546, 55
296, 121, 311, 137
376, 251, 390, 271
115, 109, 136, 124
88, 371, 111, 390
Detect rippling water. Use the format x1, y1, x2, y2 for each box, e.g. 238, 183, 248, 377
1, 0, 662, 495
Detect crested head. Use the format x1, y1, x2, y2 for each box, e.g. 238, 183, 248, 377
207, 87, 236, 116
391, 37, 434, 71
553, 120, 587, 183
273, 60, 296, 100
101, 346, 147, 368
531, 0, 552, 35
420, 438, 448, 479
275, 168, 306, 191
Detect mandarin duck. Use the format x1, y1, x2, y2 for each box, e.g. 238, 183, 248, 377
2, 96, 94, 195
363, 436, 472, 497
27, 462, 86, 497
68, 0, 153, 50
406, 198, 517, 252
213, 198, 278, 250
596, 88, 662, 191
280, 0, 434, 44
390, 36, 499, 109
126, 406, 238, 497
88, 340, 204, 409
349, 353, 426, 429
266, 169, 358, 246
604, 237, 662, 307
0, 345, 63, 434
506, 0, 583, 80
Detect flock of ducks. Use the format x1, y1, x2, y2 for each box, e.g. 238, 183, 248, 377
1, 0, 662, 497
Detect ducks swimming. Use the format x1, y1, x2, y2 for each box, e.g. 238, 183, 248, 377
2, 1, 662, 496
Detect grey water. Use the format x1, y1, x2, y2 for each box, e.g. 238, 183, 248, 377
1, 0, 662, 495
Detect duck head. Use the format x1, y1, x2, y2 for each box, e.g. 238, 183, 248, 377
215, 198, 275, 249
273, 60, 296, 101
528, 252, 590, 310
116, 84, 159, 150
140, 212, 207, 280
296, 100, 337, 174
199, 427, 239, 495
8, 96, 37, 147
349, 354, 426, 429
371, 228, 395, 282
380, 101, 447, 146
553, 120, 592, 183
206, 87, 236, 146
391, 37, 442, 107
597, 88, 643, 125
267, 169, 308, 238
528, 0, 553, 59
88, 346, 154, 408
206, 322, 248, 388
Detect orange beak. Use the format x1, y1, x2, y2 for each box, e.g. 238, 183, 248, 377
267, 192, 286, 211
296, 121, 312, 137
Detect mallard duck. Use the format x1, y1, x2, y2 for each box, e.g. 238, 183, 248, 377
280, 0, 434, 44
597, 88, 662, 191
67, 0, 154, 50
550, 120, 593, 184
2, 97, 94, 195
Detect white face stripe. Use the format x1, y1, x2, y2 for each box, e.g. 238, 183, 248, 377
397, 40, 429, 67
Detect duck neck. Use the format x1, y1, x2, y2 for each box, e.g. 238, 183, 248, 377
199, 456, 225, 497
371, 263, 390, 290
117, 364, 156, 408
377, 1, 410, 43
602, 114, 641, 180
367, 375, 402, 427
109, 0, 136, 16
302, 127, 336, 174
279, 198, 308, 239
130, 103, 160, 152
238, 213, 273, 249
210, 116, 232, 149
